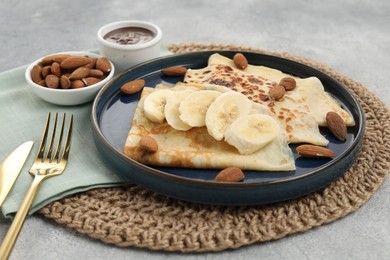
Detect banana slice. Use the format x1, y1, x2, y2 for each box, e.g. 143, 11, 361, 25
165, 90, 196, 131
224, 114, 280, 155
179, 90, 222, 127
250, 102, 275, 117
205, 91, 252, 141
143, 89, 174, 123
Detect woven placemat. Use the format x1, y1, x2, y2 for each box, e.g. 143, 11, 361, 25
39, 43, 390, 252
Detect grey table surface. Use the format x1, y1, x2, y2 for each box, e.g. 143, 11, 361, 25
0, 0, 389, 259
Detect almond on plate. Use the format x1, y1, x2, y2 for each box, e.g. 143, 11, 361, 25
233, 53, 248, 69
120, 79, 145, 95
279, 77, 296, 91
326, 112, 347, 141
269, 85, 286, 100
215, 167, 245, 182
161, 66, 187, 76
296, 144, 336, 158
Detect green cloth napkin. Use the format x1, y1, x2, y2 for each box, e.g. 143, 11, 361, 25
0, 49, 171, 218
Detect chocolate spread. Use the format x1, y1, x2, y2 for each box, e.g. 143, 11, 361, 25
103, 27, 155, 45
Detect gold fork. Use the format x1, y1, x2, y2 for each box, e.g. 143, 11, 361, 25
0, 112, 73, 259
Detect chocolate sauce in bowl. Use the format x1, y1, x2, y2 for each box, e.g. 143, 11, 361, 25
103, 27, 155, 45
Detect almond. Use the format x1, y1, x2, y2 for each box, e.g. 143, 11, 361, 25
96, 57, 112, 74
60, 75, 71, 89
139, 136, 158, 153
326, 112, 347, 141
88, 69, 104, 78
50, 62, 62, 77
31, 64, 43, 84
296, 144, 336, 158
84, 57, 98, 69
161, 66, 187, 76
38, 80, 46, 87
70, 79, 85, 89
259, 94, 270, 101
279, 77, 296, 91
60, 56, 91, 69
69, 66, 90, 80
215, 167, 245, 182
41, 54, 71, 66
233, 53, 248, 69
45, 74, 59, 89
269, 85, 286, 100
120, 79, 145, 95
82, 77, 102, 86
42, 66, 51, 78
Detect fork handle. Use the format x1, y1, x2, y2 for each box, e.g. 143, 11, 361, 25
0, 174, 45, 259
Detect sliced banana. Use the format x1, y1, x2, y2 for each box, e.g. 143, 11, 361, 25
179, 90, 222, 127
224, 114, 280, 155
250, 102, 274, 117
165, 90, 196, 131
143, 89, 174, 123
205, 91, 252, 141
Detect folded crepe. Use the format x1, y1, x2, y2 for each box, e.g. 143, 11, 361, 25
124, 86, 296, 171
184, 53, 355, 145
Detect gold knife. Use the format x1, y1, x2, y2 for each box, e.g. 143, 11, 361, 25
0, 141, 34, 208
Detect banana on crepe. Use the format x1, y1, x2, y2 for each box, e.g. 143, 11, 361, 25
184, 53, 355, 145
124, 85, 295, 171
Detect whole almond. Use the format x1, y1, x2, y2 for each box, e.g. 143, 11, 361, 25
279, 77, 296, 91
233, 53, 248, 69
269, 85, 286, 100
70, 79, 85, 89
41, 54, 71, 66
82, 77, 102, 86
326, 112, 347, 141
60, 75, 71, 89
45, 74, 59, 89
50, 62, 62, 77
69, 66, 90, 80
60, 56, 91, 69
38, 80, 46, 87
96, 57, 112, 74
31, 64, 43, 84
88, 69, 104, 78
161, 66, 187, 76
84, 57, 98, 69
296, 144, 336, 158
215, 167, 245, 182
120, 79, 145, 95
139, 136, 158, 153
41, 66, 51, 78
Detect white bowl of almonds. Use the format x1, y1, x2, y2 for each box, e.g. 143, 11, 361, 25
25, 51, 114, 106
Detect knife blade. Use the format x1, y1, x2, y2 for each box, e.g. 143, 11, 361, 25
0, 141, 34, 207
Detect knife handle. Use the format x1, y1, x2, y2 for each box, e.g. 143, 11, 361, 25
0, 174, 45, 259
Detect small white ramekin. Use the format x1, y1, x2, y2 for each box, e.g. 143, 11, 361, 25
97, 20, 163, 73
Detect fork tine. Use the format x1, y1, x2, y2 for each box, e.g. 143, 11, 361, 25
45, 112, 58, 162
36, 112, 51, 162
61, 114, 73, 161
53, 113, 66, 162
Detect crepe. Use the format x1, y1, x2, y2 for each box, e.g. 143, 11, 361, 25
184, 54, 355, 145
124, 86, 296, 171
208, 54, 355, 126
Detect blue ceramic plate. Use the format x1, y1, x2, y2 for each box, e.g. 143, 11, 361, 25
91, 51, 365, 205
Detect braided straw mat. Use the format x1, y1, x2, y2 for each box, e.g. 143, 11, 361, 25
39, 43, 390, 252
